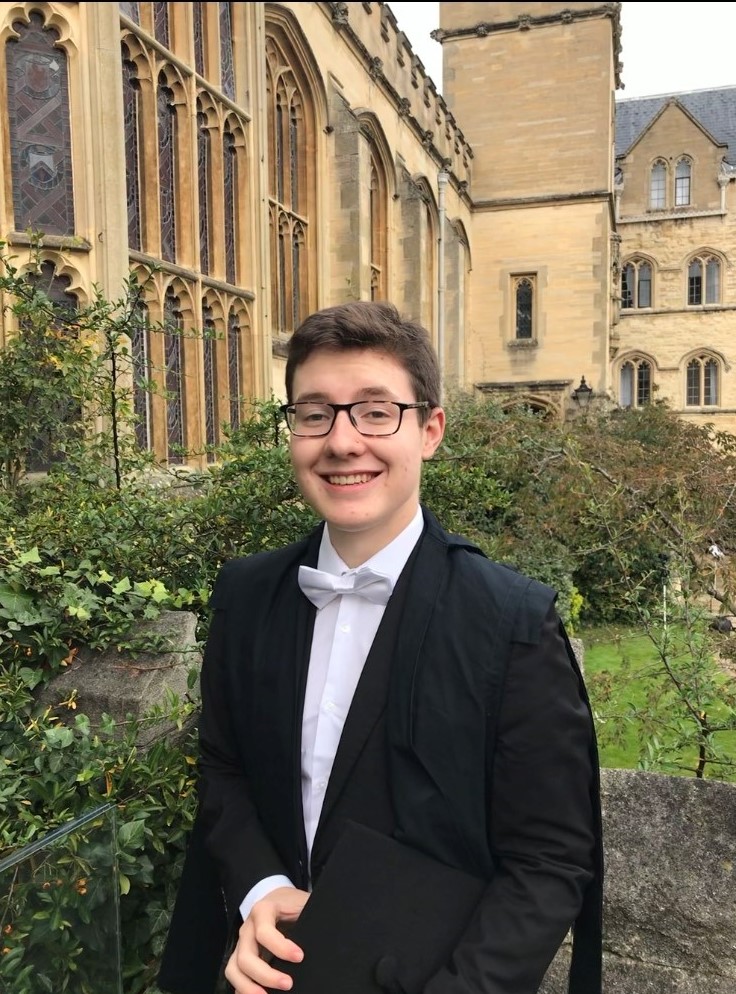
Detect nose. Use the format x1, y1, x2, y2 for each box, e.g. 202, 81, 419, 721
324, 408, 366, 456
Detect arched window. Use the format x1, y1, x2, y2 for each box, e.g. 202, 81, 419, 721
193, 3, 205, 76
6, 12, 75, 235
686, 355, 719, 407
202, 304, 218, 460
514, 276, 534, 339
163, 287, 184, 463
621, 259, 652, 309
227, 307, 241, 428
266, 32, 313, 335
369, 153, 387, 301
120, 3, 140, 23
675, 158, 691, 207
122, 48, 142, 251
158, 75, 177, 263
619, 357, 652, 408
130, 299, 151, 451
223, 127, 237, 285
219, 3, 235, 99
688, 254, 720, 305
197, 105, 211, 274
649, 160, 667, 210
153, 3, 170, 48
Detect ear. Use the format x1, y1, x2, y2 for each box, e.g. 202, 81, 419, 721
421, 406, 445, 460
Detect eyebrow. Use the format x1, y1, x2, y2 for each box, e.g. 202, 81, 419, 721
293, 386, 400, 403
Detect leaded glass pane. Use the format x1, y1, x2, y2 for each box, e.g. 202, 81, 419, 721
290, 103, 299, 211
621, 264, 634, 309
220, 2, 235, 99
515, 279, 533, 339
292, 229, 301, 331
122, 52, 141, 251
7, 13, 75, 235
688, 261, 702, 305
193, 3, 205, 76
619, 362, 633, 407
203, 308, 217, 459
637, 263, 651, 308
131, 301, 151, 450
164, 290, 184, 463
704, 360, 718, 406
276, 96, 285, 204
706, 258, 720, 303
158, 78, 176, 263
223, 129, 236, 284
228, 308, 241, 429
119, 2, 140, 23
153, 2, 170, 48
686, 360, 700, 406
198, 110, 210, 275
637, 362, 651, 405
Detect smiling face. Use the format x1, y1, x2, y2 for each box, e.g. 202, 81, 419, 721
289, 348, 445, 566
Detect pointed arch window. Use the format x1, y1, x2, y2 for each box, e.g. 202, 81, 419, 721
369, 153, 387, 301
202, 304, 218, 460
122, 48, 141, 251
163, 287, 184, 463
675, 158, 691, 207
153, 3, 170, 48
621, 259, 652, 309
267, 39, 311, 335
120, 3, 140, 23
513, 276, 535, 340
223, 127, 237, 285
193, 3, 205, 76
227, 307, 241, 429
6, 12, 75, 235
649, 160, 667, 210
687, 355, 719, 407
131, 299, 152, 451
619, 357, 651, 408
688, 254, 720, 305
158, 75, 177, 263
197, 105, 211, 274
219, 3, 235, 99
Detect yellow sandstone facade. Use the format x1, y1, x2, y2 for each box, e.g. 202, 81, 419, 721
0, 1, 734, 465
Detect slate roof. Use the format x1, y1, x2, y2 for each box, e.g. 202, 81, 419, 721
615, 86, 736, 164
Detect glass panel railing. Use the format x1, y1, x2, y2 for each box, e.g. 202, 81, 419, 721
0, 803, 122, 994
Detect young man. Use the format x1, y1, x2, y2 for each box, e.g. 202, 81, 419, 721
159, 301, 603, 994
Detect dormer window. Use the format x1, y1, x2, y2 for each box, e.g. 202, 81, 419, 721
649, 160, 667, 209
675, 158, 691, 206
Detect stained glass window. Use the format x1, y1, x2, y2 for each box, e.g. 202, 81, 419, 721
203, 306, 217, 460
6, 12, 75, 235
153, 3, 170, 48
197, 108, 210, 274
119, 3, 140, 23
223, 128, 237, 285
228, 307, 241, 429
130, 300, 151, 450
163, 288, 184, 463
122, 50, 141, 251
220, 3, 235, 99
158, 76, 176, 263
193, 3, 205, 76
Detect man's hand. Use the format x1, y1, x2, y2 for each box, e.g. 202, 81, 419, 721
225, 885, 310, 993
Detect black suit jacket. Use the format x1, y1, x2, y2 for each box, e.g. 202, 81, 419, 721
160, 507, 601, 994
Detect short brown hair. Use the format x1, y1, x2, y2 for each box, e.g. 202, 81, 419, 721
285, 301, 441, 411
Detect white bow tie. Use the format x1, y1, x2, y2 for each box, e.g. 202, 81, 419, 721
298, 565, 394, 609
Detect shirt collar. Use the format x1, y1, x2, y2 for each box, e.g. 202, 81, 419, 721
318, 506, 424, 583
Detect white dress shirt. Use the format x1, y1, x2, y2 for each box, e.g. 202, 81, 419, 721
238, 506, 424, 920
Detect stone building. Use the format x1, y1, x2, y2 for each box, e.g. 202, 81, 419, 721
0, 1, 734, 466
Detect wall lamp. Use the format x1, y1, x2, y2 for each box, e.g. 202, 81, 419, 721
571, 375, 594, 409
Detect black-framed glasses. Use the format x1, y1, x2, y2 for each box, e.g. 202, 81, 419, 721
280, 401, 430, 437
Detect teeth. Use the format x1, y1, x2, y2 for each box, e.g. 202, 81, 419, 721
328, 473, 373, 485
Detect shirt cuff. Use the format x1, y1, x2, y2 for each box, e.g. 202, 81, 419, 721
239, 874, 295, 922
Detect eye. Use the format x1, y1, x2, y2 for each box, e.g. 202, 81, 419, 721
359, 404, 394, 421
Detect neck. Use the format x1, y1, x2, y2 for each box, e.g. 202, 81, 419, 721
327, 505, 421, 569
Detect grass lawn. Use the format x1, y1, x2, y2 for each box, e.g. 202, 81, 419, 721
579, 622, 736, 780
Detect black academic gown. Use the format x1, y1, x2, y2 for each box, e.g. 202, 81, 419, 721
159, 507, 602, 994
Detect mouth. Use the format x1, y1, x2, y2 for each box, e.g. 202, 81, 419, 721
323, 472, 378, 486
